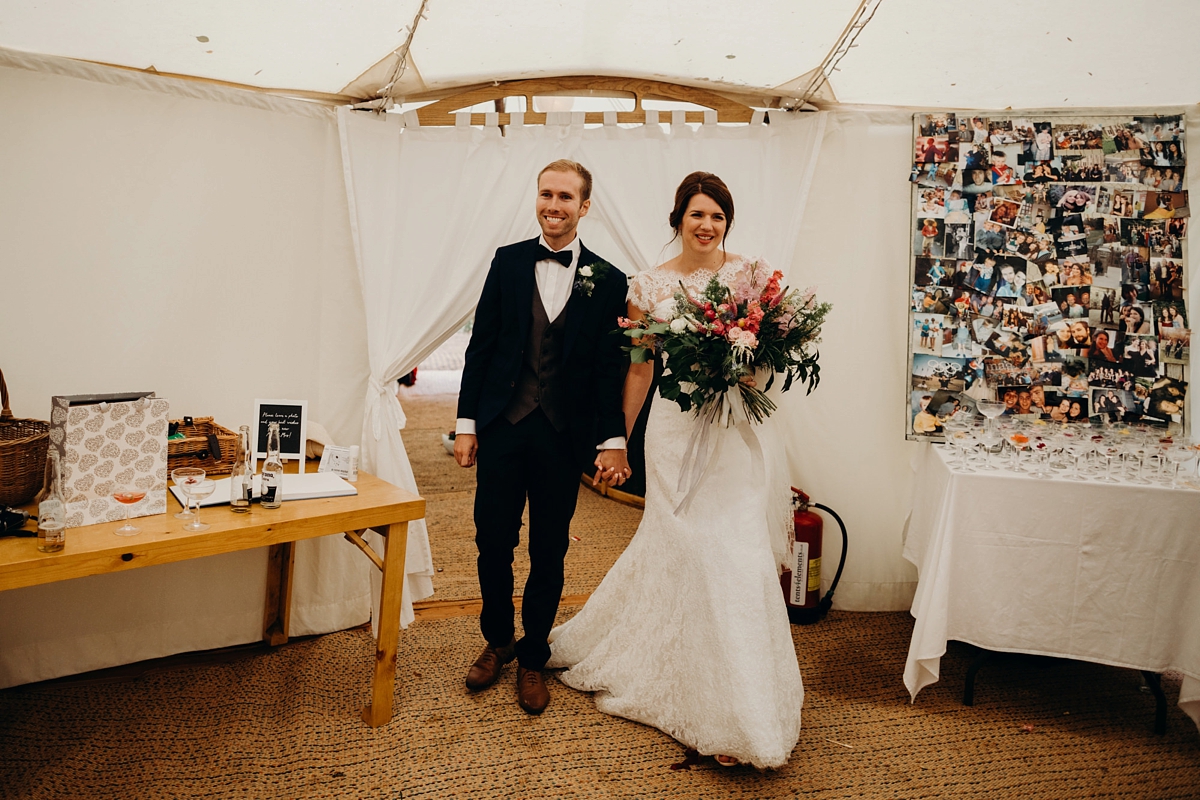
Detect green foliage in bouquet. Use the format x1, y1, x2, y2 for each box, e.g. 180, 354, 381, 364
620, 263, 831, 424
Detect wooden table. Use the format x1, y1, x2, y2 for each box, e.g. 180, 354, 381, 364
0, 470, 425, 727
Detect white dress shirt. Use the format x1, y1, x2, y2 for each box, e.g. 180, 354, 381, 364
457, 235, 625, 450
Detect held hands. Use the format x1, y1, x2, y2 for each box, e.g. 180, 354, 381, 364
593, 449, 632, 488
454, 433, 479, 468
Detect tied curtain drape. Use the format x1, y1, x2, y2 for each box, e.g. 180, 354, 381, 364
336, 107, 827, 630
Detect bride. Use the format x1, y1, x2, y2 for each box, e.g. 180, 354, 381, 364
547, 172, 803, 768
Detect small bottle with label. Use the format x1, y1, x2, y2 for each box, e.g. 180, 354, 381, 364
229, 425, 253, 513
37, 450, 67, 553
260, 422, 284, 509
347, 445, 359, 482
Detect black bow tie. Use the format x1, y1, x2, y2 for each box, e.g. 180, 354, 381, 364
535, 245, 573, 268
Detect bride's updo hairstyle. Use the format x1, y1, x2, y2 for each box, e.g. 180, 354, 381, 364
669, 172, 735, 246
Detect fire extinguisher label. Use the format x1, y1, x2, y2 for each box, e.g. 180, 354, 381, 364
791, 541, 809, 606
807, 556, 822, 593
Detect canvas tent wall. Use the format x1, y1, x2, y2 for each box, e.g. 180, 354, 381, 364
2, 1, 1200, 110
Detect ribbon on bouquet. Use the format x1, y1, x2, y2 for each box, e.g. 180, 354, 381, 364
673, 388, 766, 517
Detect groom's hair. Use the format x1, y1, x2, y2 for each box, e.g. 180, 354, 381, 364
538, 160, 593, 202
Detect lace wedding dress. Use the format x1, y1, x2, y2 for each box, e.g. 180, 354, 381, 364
547, 258, 803, 768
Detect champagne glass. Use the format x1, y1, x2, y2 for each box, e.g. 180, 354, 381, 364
941, 416, 969, 468
1008, 430, 1031, 472
112, 489, 147, 536
976, 424, 1002, 471
1123, 444, 1152, 485
1096, 441, 1123, 483
950, 426, 977, 472
1165, 445, 1194, 490
182, 480, 216, 532
977, 400, 1006, 442
1060, 433, 1088, 481
1028, 435, 1052, 478
172, 467, 205, 520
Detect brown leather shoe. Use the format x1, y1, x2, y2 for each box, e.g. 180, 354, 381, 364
516, 666, 550, 715
465, 640, 516, 692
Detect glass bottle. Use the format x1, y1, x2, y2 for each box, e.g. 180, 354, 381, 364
37, 450, 67, 553
260, 422, 284, 509
229, 425, 253, 513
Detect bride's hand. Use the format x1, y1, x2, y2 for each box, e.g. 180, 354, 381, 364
738, 374, 757, 388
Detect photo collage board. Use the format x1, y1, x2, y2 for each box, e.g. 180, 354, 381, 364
907, 112, 1190, 440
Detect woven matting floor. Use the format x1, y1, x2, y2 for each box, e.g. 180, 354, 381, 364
1, 389, 1198, 799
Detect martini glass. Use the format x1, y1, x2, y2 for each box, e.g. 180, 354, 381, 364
172, 467, 204, 520
112, 489, 147, 536
182, 480, 216, 532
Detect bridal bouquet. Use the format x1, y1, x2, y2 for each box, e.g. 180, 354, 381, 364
619, 261, 831, 424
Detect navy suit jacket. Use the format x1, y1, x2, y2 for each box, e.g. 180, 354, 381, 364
457, 237, 628, 453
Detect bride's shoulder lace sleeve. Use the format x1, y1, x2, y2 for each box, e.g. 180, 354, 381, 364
718, 255, 775, 291
627, 269, 661, 314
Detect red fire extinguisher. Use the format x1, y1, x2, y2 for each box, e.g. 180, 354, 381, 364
781, 488, 847, 625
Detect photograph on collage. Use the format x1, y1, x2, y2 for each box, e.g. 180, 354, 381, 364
912, 314, 949, 356
911, 161, 958, 188
1160, 327, 1191, 364
908, 111, 1189, 440
914, 217, 946, 257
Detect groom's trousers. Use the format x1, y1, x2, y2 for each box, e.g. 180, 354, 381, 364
474, 408, 580, 670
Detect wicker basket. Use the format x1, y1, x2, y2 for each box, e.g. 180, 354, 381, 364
0, 369, 50, 507
167, 417, 240, 476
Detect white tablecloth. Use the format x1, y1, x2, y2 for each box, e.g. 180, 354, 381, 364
903, 445, 1200, 732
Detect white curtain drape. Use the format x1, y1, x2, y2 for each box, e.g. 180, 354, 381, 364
337, 109, 573, 628
336, 108, 828, 627
0, 53, 371, 687
579, 112, 827, 272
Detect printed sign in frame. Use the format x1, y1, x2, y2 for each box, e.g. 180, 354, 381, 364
252, 398, 308, 463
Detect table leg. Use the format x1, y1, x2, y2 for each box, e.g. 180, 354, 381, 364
263, 542, 296, 647
1141, 671, 1167, 735
362, 522, 409, 727
963, 647, 994, 706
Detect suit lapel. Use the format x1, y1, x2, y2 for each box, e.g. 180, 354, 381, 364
561, 244, 595, 361
515, 238, 538, 344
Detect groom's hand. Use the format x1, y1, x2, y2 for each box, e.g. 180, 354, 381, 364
593, 449, 631, 487
454, 434, 478, 468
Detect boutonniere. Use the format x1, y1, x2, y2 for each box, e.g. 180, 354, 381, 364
574, 259, 611, 298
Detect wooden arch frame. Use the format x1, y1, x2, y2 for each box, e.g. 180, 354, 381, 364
413, 77, 757, 126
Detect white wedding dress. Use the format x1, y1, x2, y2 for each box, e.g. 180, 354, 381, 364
547, 258, 803, 769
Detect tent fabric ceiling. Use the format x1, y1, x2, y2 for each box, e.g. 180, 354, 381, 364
2, 1, 1199, 108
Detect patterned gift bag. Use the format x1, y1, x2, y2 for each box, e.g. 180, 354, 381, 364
48, 393, 170, 527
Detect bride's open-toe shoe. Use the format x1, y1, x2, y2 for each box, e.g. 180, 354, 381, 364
714, 754, 740, 767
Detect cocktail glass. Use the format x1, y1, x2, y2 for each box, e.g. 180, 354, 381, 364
182, 480, 216, 532
112, 489, 147, 536
172, 467, 205, 520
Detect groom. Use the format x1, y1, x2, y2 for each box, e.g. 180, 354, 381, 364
454, 159, 631, 714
